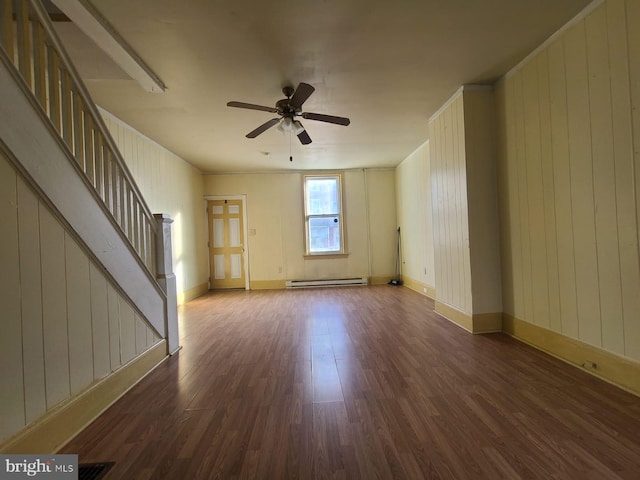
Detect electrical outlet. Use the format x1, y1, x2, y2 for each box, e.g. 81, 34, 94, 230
583, 360, 597, 370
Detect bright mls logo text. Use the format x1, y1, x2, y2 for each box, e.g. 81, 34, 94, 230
0, 455, 77, 479
5, 458, 54, 476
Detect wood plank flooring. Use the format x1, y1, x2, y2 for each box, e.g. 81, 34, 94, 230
61, 286, 640, 479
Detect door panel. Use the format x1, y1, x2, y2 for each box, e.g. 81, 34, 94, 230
208, 199, 246, 289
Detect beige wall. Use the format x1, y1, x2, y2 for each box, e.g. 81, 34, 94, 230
365, 169, 398, 282
495, 0, 640, 361
203, 169, 396, 284
100, 109, 208, 303
0, 153, 161, 444
395, 142, 435, 292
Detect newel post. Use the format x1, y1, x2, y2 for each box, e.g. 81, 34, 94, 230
154, 214, 180, 354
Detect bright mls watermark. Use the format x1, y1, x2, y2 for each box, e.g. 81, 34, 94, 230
0, 455, 77, 479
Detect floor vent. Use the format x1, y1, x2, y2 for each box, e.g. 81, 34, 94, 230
79, 462, 115, 480
286, 277, 368, 288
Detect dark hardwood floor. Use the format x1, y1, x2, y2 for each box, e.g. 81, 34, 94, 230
61, 286, 640, 479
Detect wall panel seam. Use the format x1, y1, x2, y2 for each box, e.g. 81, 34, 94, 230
585, 9, 605, 348
624, 0, 640, 359
622, 0, 636, 358
63, 234, 72, 397
537, 56, 553, 326
37, 202, 48, 409
604, 3, 622, 351
89, 265, 96, 381
561, 35, 580, 340
15, 173, 27, 428
544, 50, 561, 329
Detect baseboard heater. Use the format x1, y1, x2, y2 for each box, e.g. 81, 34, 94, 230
286, 277, 369, 288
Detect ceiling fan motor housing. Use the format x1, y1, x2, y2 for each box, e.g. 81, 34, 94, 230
276, 97, 298, 117
282, 85, 295, 98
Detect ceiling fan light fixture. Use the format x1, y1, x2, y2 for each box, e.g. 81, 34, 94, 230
293, 120, 305, 135
277, 117, 295, 134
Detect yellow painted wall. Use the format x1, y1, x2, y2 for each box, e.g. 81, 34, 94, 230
395, 141, 435, 292
0, 153, 161, 444
365, 169, 398, 282
100, 109, 208, 303
203, 169, 396, 283
495, 0, 640, 361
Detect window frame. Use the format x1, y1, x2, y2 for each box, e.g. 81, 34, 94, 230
303, 174, 346, 257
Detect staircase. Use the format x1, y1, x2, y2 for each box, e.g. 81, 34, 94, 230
0, 0, 177, 452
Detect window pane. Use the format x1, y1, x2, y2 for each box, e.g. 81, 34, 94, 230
306, 177, 339, 215
309, 216, 341, 252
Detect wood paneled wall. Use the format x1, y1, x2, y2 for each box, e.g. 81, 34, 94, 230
429, 88, 502, 318
463, 91, 502, 315
0, 153, 161, 444
496, 0, 640, 361
429, 93, 473, 314
99, 109, 208, 303
395, 142, 435, 291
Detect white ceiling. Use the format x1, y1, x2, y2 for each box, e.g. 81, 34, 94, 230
54, 0, 593, 173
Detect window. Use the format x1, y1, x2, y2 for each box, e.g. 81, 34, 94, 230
304, 174, 344, 255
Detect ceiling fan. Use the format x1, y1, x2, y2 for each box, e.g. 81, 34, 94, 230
226, 82, 350, 145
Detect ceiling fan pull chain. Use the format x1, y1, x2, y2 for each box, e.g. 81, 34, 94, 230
289, 129, 293, 162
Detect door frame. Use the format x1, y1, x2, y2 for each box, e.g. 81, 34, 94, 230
204, 195, 250, 290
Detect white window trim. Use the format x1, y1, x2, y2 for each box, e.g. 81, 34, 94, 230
303, 174, 346, 256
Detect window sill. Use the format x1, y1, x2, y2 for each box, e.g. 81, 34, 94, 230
304, 253, 349, 260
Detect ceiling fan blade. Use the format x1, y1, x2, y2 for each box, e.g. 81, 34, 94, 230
297, 128, 312, 145
246, 118, 281, 138
227, 101, 278, 113
301, 112, 350, 126
289, 83, 315, 109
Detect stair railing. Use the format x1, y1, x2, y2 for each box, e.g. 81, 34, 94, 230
0, 0, 157, 275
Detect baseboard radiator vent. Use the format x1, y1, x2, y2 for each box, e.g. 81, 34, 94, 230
286, 277, 369, 288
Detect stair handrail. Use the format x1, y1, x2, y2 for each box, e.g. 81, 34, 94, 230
0, 0, 158, 274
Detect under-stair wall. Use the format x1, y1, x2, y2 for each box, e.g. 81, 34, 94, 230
0, 150, 164, 448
